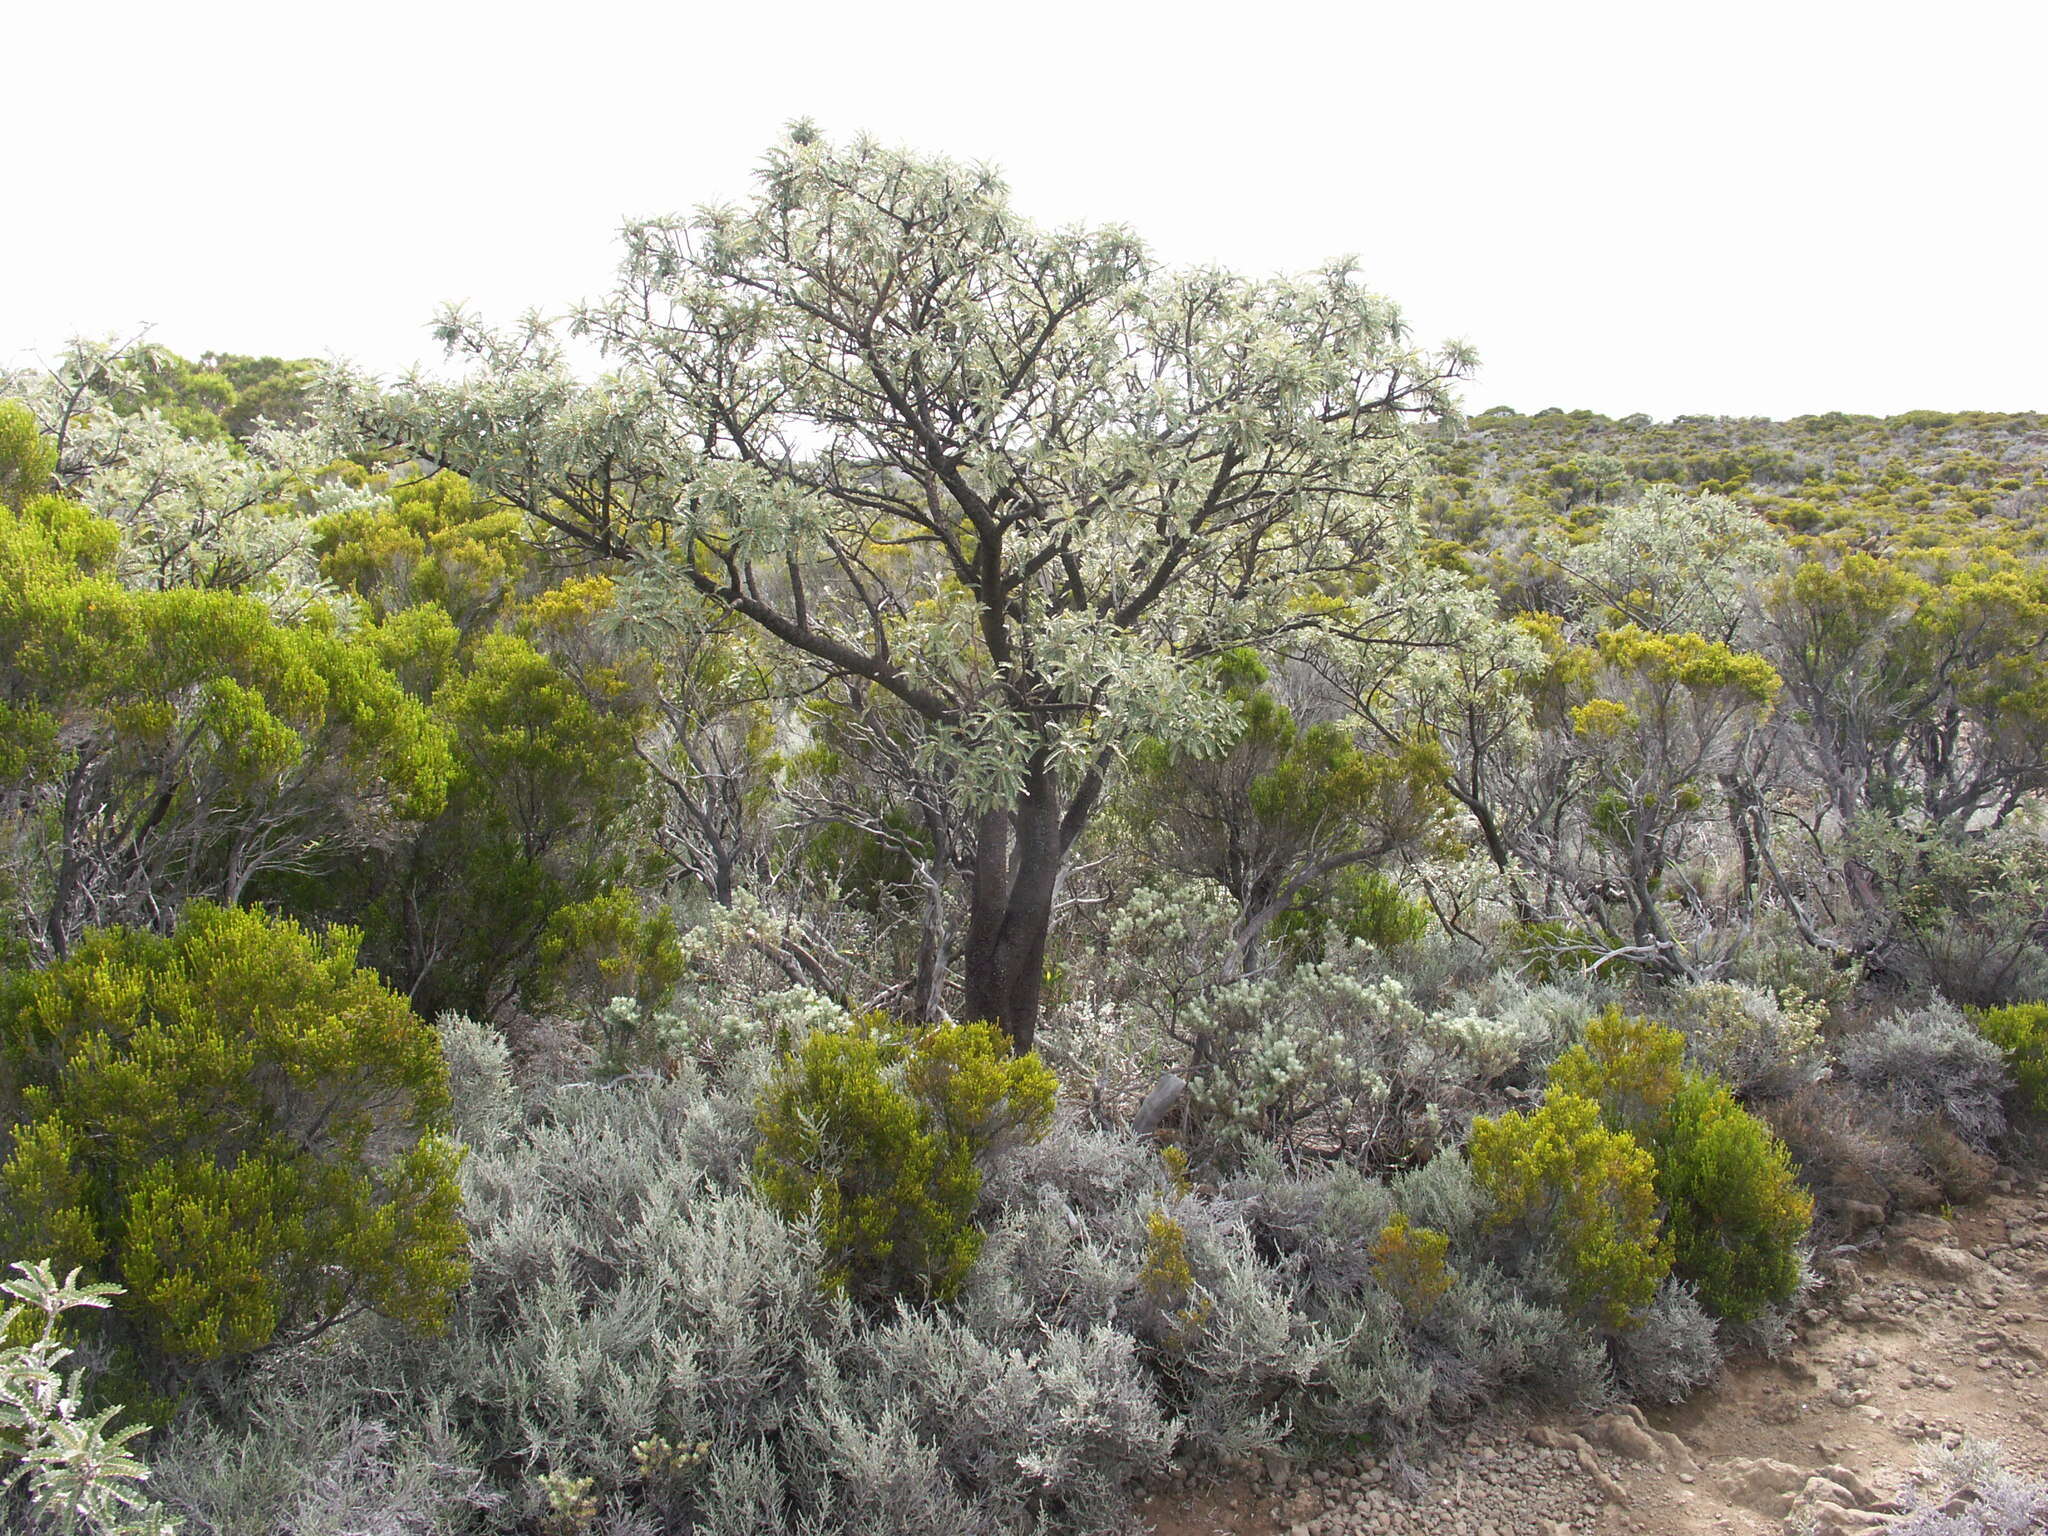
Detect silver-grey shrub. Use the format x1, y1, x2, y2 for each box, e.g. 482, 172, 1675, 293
1887, 1438, 2048, 1536
1610, 1279, 1722, 1404
1839, 999, 2011, 1149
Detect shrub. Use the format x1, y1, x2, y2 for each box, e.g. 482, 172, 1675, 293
0, 905, 468, 1380
1550, 1008, 1812, 1321
1548, 1009, 1684, 1138
1652, 1077, 1812, 1322
1664, 981, 1829, 1101
1888, 1437, 2048, 1536
1974, 1002, 2048, 1116
0, 1261, 179, 1536
1369, 1214, 1455, 1319
1839, 999, 2010, 1149
1610, 1278, 1721, 1404
754, 1020, 1054, 1303
1468, 1091, 1669, 1328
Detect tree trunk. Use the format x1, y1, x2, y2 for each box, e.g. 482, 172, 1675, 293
960, 759, 1065, 1053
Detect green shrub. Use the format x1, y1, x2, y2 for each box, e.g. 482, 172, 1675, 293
754, 1019, 1055, 1303
1549, 1009, 1684, 1139
1273, 867, 1432, 962
1468, 1090, 1669, 1328
1369, 1213, 1455, 1319
1550, 1011, 1812, 1321
0, 904, 469, 1380
1975, 1002, 2048, 1116
1652, 1077, 1812, 1322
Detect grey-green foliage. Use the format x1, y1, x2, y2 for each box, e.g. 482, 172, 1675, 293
149, 1066, 1180, 1536
142, 1059, 1686, 1535
434, 1015, 522, 1148
1610, 1279, 1722, 1404
1233, 1150, 1610, 1439
1663, 981, 1830, 1101
1887, 1438, 2048, 1536
0, 1262, 180, 1536
1840, 999, 2011, 1149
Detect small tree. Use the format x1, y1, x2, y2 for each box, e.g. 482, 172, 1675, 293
341, 125, 1469, 1049
0, 904, 468, 1380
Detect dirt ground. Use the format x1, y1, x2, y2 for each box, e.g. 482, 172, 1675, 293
1135, 1171, 2048, 1536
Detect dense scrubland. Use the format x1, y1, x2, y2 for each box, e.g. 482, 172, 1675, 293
3, 130, 2047, 1534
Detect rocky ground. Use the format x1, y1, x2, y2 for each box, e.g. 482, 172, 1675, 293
1137, 1169, 2048, 1536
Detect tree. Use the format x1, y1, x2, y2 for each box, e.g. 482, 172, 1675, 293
338, 126, 1468, 1048
1560, 626, 1782, 975
0, 486, 451, 960
5, 341, 345, 622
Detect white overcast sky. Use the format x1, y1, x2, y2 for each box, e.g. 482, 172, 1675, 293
8, 0, 2043, 420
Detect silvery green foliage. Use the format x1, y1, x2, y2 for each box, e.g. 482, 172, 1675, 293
1231, 1156, 1609, 1436
1839, 998, 2010, 1149
1887, 1438, 2048, 1536
434, 1015, 522, 1148
1664, 981, 1829, 1101
1543, 485, 1783, 643
1610, 1279, 1722, 1404
5, 339, 348, 621
0, 1262, 180, 1536
1234, 1161, 1397, 1298
841, 1312, 1173, 1531
635, 894, 855, 1070
1386, 1147, 1491, 1255
1129, 1195, 1325, 1460
1178, 943, 1511, 1168
151, 1079, 1196, 1535
146, 1386, 497, 1536
334, 125, 1466, 823
1441, 975, 1608, 1073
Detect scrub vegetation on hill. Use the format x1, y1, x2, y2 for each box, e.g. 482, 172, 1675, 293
1, 126, 2045, 1535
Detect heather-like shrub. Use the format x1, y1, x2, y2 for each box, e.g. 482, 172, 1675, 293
1549, 1010, 1811, 1320
1664, 981, 1829, 1100
1548, 1009, 1684, 1138
1839, 999, 2010, 1149
1468, 1091, 1670, 1328
1370, 1215, 1455, 1319
0, 905, 468, 1379
754, 1020, 1055, 1302
1974, 1002, 2048, 1116
1653, 1078, 1811, 1322
1610, 1278, 1721, 1404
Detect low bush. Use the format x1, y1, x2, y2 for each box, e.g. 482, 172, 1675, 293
1663, 981, 1829, 1101
1653, 1077, 1811, 1322
0, 905, 468, 1383
1369, 1214, 1456, 1319
1610, 1278, 1721, 1403
1548, 1011, 1811, 1321
1468, 1090, 1669, 1328
1888, 1437, 2048, 1535
1974, 1002, 2048, 1117
753, 1019, 1055, 1304
1548, 1008, 1683, 1138
1839, 999, 2011, 1150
